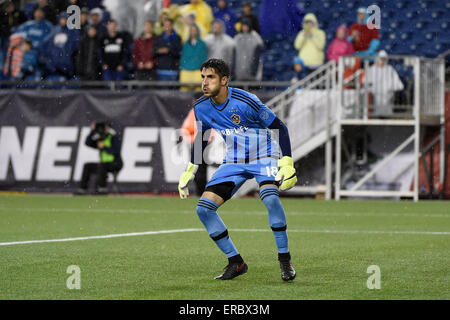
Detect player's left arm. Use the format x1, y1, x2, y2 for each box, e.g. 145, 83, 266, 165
268, 117, 298, 191
251, 94, 297, 191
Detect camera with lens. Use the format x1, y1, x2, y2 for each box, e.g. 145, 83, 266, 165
91, 122, 109, 141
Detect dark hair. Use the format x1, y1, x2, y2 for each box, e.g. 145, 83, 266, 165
200, 58, 230, 79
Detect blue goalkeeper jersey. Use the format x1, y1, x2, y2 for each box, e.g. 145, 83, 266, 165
193, 87, 280, 164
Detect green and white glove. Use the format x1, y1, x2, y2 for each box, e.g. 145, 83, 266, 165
178, 162, 199, 199
275, 156, 298, 191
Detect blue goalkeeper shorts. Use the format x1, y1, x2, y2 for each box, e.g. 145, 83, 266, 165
206, 157, 279, 197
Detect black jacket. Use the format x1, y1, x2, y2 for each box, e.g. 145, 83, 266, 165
85, 128, 123, 164
76, 33, 102, 80
154, 31, 182, 71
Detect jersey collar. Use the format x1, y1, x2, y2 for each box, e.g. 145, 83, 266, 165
209, 87, 232, 111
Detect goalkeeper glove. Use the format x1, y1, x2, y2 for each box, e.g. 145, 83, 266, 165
275, 156, 297, 191
178, 162, 199, 199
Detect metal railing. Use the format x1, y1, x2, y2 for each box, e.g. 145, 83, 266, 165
334, 55, 446, 201
0, 79, 292, 91
259, 54, 445, 201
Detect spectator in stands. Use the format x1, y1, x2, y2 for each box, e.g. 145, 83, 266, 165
293, 13, 325, 70
326, 25, 354, 63
154, 7, 170, 36
179, 0, 214, 33
364, 50, 404, 117
213, 0, 237, 37
259, 0, 304, 39
100, 19, 130, 81
235, 1, 260, 34
20, 39, 39, 80
35, 0, 57, 25
233, 18, 263, 81
89, 7, 107, 39
179, 23, 208, 91
15, 7, 54, 51
180, 12, 207, 43
76, 25, 102, 80
0, 1, 27, 65
203, 19, 235, 72
40, 12, 80, 80
79, 7, 90, 35
154, 18, 182, 81
289, 57, 308, 83
2, 32, 24, 80
348, 7, 380, 59
133, 20, 157, 81
154, 5, 185, 40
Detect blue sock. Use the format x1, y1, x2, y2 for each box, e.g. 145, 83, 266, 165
260, 187, 289, 253
196, 197, 239, 258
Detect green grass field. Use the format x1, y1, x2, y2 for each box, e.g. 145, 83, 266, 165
0, 194, 449, 300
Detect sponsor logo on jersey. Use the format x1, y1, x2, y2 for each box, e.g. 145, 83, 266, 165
220, 126, 249, 135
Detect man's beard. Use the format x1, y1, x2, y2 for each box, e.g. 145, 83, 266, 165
204, 86, 220, 98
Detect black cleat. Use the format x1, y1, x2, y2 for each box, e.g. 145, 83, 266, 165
214, 261, 248, 280
279, 253, 296, 281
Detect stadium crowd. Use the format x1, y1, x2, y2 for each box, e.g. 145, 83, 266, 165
0, 0, 385, 85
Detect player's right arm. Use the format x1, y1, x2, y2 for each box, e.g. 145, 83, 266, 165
178, 107, 210, 199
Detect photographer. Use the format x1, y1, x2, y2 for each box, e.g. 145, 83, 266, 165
76, 122, 123, 195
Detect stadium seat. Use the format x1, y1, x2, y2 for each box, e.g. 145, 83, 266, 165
395, 1, 408, 9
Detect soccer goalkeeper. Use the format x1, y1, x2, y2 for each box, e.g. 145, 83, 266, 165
178, 59, 297, 281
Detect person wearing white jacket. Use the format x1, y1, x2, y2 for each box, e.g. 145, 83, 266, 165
233, 18, 263, 81
365, 50, 404, 116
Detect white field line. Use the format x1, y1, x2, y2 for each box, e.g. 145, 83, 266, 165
0, 228, 203, 247
230, 229, 450, 236
0, 207, 449, 218
0, 228, 448, 247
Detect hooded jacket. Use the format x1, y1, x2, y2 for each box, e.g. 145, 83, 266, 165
203, 19, 235, 70
293, 13, 326, 67
180, 24, 208, 71
41, 23, 79, 77
233, 22, 263, 80
179, 0, 214, 33
365, 54, 404, 115
326, 25, 354, 62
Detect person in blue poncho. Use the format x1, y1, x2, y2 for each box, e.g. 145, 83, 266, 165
40, 12, 79, 80
14, 7, 53, 51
